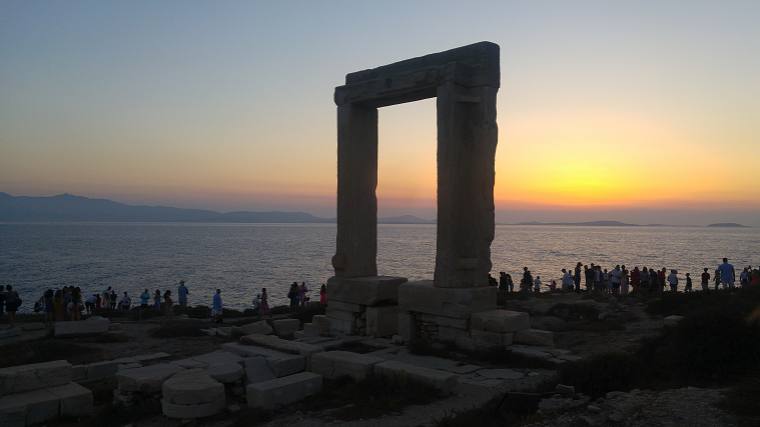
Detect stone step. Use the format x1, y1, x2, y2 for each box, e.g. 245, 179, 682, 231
239, 334, 323, 357
0, 360, 72, 396
117, 363, 184, 393
374, 360, 458, 393
309, 351, 384, 381
222, 343, 305, 377
246, 372, 322, 410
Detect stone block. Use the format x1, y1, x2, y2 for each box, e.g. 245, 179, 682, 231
207, 363, 244, 383
231, 320, 272, 336
327, 300, 363, 312
85, 360, 119, 381
309, 351, 384, 381
133, 352, 172, 363
0, 387, 59, 426
162, 396, 225, 419
327, 317, 354, 335
398, 312, 413, 341
244, 357, 276, 384
326, 308, 357, 322
311, 315, 331, 336
117, 363, 183, 393
302, 323, 319, 337
416, 313, 469, 329
514, 329, 554, 347
223, 343, 304, 377
437, 326, 469, 343
71, 365, 87, 382
171, 359, 207, 369
48, 382, 93, 417
470, 330, 514, 348
0, 328, 20, 339
398, 281, 496, 318
246, 372, 322, 410
0, 360, 72, 396
327, 276, 407, 305
366, 306, 398, 337
162, 370, 225, 405
191, 351, 243, 366
374, 361, 457, 393
240, 334, 323, 357
54, 316, 110, 337
471, 310, 530, 333
272, 319, 300, 337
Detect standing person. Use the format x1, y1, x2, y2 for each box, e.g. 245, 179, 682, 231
212, 289, 223, 323
739, 267, 749, 288
506, 273, 514, 292
667, 270, 679, 292
594, 265, 602, 291
584, 265, 594, 292
521, 267, 533, 292
259, 288, 270, 318
714, 268, 721, 290
621, 266, 630, 295
4, 285, 20, 327
288, 283, 299, 308
102, 287, 112, 310
119, 292, 131, 311
718, 258, 736, 289
701, 268, 710, 292
561, 269, 574, 291
610, 265, 622, 295
177, 281, 189, 308
640, 267, 650, 293
533, 276, 542, 293
163, 290, 173, 316
0, 285, 6, 319
109, 289, 117, 310
140, 289, 150, 307
85, 293, 96, 315
299, 282, 309, 306
685, 273, 693, 292
499, 272, 508, 291
574, 263, 582, 293
53, 290, 65, 321
44, 289, 55, 324
631, 267, 641, 294
658, 268, 667, 292
319, 284, 327, 305
601, 269, 610, 293
153, 290, 162, 311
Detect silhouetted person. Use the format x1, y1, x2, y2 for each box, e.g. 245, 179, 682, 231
718, 258, 736, 289
701, 268, 710, 292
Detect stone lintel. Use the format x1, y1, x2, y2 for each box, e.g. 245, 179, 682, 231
335, 41, 499, 107
398, 280, 496, 318
327, 275, 407, 305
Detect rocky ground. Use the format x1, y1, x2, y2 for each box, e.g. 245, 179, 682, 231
1, 291, 756, 426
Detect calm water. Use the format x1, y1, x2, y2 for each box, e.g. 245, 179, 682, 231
1, 223, 758, 311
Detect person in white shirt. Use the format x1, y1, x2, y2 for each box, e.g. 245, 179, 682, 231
533, 276, 542, 293
667, 270, 679, 292
561, 269, 574, 291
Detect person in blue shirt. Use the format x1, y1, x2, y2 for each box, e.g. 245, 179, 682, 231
212, 289, 223, 323
718, 258, 736, 289
178, 281, 189, 307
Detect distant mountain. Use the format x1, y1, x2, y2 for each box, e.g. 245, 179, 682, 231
0, 192, 434, 224
378, 215, 435, 224
514, 220, 640, 227
707, 222, 749, 228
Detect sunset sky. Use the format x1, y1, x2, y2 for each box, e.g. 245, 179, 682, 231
1, 1, 759, 225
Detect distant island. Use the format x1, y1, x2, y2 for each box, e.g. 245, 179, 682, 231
0, 192, 436, 224
706, 222, 749, 228
514, 220, 642, 227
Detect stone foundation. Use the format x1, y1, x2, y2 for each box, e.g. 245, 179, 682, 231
326, 275, 406, 337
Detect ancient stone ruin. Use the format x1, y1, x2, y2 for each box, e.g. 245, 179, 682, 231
327, 42, 528, 349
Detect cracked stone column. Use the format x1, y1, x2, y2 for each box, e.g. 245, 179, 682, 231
332, 103, 378, 278
435, 83, 498, 288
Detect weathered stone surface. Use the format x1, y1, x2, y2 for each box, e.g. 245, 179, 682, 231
240, 334, 322, 357
0, 360, 72, 396
309, 351, 384, 381
272, 319, 300, 337
223, 343, 305, 377
664, 314, 685, 327
398, 281, 497, 318
85, 360, 119, 381
0, 328, 20, 339
326, 276, 407, 305
398, 312, 413, 341
325, 307, 357, 322
0, 387, 59, 425
162, 396, 225, 419
133, 352, 172, 363
470, 329, 514, 347
117, 363, 183, 393
48, 382, 93, 417
327, 300, 363, 312
162, 370, 225, 405
244, 357, 276, 384
477, 369, 524, 380
233, 321, 273, 336
191, 351, 243, 367
366, 305, 398, 337
311, 315, 331, 336
327, 316, 354, 335
514, 328, 554, 347
437, 326, 469, 343
71, 365, 87, 382
471, 310, 530, 333
416, 313, 469, 329
246, 372, 322, 410
207, 363, 244, 383
54, 316, 110, 337
302, 323, 319, 337
171, 359, 207, 369
374, 360, 458, 393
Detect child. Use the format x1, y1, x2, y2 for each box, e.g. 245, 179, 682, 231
533, 276, 541, 293
667, 270, 678, 292
684, 273, 693, 292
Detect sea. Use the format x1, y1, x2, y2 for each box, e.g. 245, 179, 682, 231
1, 222, 758, 312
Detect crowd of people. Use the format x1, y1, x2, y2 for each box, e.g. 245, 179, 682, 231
0, 278, 331, 328
497, 258, 760, 295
